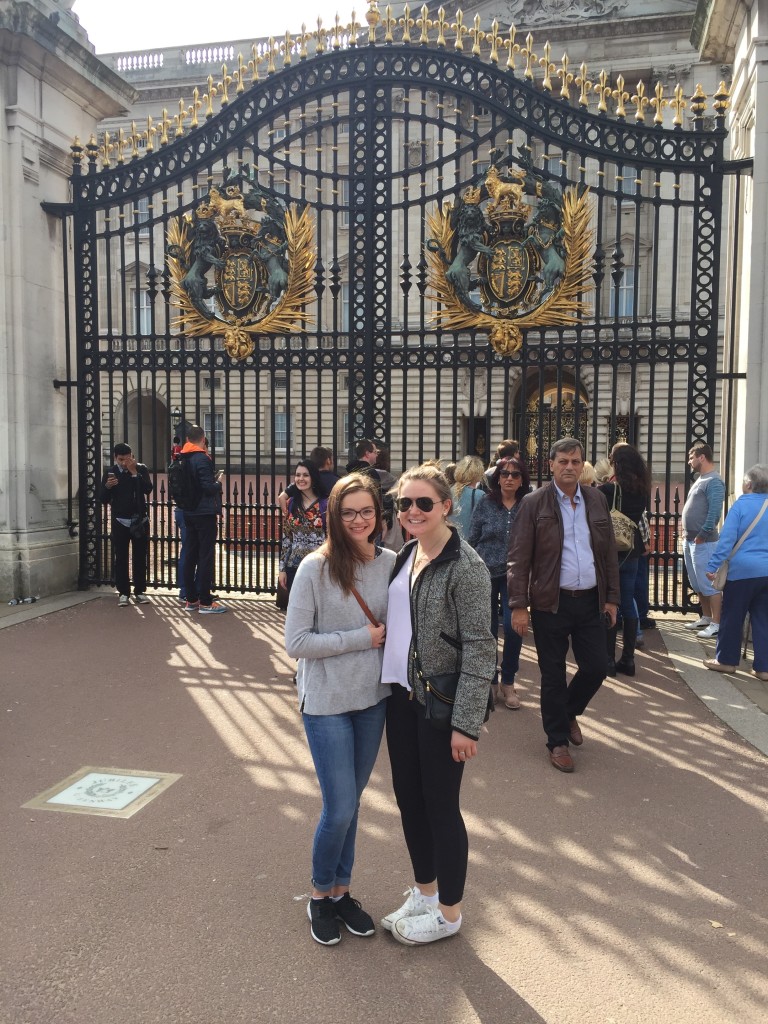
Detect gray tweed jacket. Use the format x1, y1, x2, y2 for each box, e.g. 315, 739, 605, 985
391, 529, 496, 740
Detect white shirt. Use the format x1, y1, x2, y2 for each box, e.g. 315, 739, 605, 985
381, 551, 415, 689
555, 482, 597, 591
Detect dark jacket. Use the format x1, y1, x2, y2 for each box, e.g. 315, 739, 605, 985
99, 464, 153, 518
185, 450, 222, 517
391, 529, 496, 740
507, 482, 620, 613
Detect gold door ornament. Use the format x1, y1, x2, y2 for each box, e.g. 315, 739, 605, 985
167, 165, 316, 361
425, 160, 594, 356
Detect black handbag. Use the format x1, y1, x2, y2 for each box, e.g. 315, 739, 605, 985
275, 579, 289, 610
129, 513, 149, 539
410, 561, 493, 731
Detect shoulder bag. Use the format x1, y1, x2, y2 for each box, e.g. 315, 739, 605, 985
711, 498, 768, 591
609, 484, 636, 552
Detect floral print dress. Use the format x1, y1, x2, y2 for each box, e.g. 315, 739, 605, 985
279, 496, 328, 575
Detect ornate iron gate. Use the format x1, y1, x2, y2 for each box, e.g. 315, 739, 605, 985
58, 6, 737, 609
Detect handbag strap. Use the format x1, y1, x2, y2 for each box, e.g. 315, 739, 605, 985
726, 498, 768, 559
610, 483, 621, 512
349, 585, 380, 627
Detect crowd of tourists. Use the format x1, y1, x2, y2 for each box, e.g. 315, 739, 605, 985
100, 429, 768, 949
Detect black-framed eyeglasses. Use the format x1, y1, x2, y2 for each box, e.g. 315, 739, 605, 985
499, 470, 522, 479
396, 496, 440, 513
339, 507, 377, 522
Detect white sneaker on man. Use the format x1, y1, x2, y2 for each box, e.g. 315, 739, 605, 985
118, 594, 129, 608
392, 904, 460, 946
381, 887, 430, 932
698, 622, 719, 638
685, 616, 711, 631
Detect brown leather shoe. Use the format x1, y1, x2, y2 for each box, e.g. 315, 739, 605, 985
703, 658, 737, 674
549, 745, 574, 773
568, 718, 583, 746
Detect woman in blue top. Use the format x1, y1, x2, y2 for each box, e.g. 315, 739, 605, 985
704, 464, 768, 680
467, 456, 530, 708
450, 456, 485, 538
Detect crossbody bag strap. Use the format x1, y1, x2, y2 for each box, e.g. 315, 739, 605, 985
349, 585, 380, 627
727, 498, 768, 558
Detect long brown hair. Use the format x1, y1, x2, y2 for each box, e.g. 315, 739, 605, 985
321, 474, 383, 595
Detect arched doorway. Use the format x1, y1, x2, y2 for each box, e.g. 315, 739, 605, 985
518, 378, 589, 479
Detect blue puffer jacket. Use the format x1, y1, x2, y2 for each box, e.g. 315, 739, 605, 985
184, 448, 222, 517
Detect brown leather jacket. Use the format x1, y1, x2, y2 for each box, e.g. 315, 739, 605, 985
506, 482, 621, 613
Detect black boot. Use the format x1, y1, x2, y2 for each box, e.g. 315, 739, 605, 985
606, 623, 618, 676
615, 617, 638, 676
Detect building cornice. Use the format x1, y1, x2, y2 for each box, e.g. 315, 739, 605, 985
691, 0, 747, 63
0, 1, 137, 117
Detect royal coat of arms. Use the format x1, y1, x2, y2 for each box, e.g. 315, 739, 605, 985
167, 165, 316, 361
425, 159, 594, 355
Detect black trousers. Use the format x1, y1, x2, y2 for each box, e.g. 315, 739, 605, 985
531, 590, 608, 749
182, 514, 217, 605
112, 520, 147, 597
385, 684, 468, 906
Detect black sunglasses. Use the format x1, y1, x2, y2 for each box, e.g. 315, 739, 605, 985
396, 496, 440, 513
499, 470, 522, 479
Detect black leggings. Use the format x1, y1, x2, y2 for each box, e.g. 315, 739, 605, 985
385, 685, 468, 906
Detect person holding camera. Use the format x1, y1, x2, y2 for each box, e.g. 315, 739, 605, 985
506, 438, 620, 773
99, 442, 153, 608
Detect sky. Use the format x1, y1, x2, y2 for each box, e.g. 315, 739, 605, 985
71, 1, 381, 53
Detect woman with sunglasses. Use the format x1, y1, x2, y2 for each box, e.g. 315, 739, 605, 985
279, 459, 327, 597
467, 456, 531, 709
284, 474, 395, 946
380, 464, 495, 946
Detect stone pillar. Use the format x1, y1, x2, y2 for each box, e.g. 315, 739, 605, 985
0, 0, 136, 599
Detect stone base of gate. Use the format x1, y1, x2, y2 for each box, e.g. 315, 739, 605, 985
0, 531, 78, 604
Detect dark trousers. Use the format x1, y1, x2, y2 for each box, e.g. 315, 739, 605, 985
112, 520, 147, 597
386, 685, 468, 906
532, 589, 608, 749
182, 514, 217, 605
716, 576, 768, 671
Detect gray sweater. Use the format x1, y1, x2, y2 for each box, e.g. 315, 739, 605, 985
284, 547, 395, 715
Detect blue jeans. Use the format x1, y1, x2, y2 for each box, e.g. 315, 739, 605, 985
302, 698, 387, 890
634, 553, 650, 619
617, 557, 640, 621
174, 507, 200, 599
491, 575, 523, 684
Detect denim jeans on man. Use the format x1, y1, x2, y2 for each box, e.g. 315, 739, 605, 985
302, 698, 387, 889
174, 506, 199, 600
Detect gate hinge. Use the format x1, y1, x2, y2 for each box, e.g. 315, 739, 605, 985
715, 372, 747, 380
53, 379, 78, 389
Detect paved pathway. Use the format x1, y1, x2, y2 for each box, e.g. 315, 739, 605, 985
2, 593, 767, 1024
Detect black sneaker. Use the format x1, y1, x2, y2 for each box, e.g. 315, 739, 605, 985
333, 893, 375, 936
307, 897, 341, 945
640, 617, 657, 629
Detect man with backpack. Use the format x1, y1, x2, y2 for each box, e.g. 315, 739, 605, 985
173, 424, 227, 614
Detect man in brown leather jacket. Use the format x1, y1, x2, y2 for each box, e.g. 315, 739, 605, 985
507, 438, 620, 772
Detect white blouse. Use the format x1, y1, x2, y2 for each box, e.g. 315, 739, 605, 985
381, 551, 415, 690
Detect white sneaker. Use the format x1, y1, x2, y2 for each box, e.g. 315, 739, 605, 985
134, 594, 150, 605
698, 622, 719, 638
381, 887, 430, 932
392, 904, 460, 946
685, 617, 711, 630
118, 594, 129, 608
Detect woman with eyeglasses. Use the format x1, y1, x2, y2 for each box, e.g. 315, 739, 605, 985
284, 474, 395, 946
380, 464, 495, 946
279, 458, 328, 597
467, 456, 531, 709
